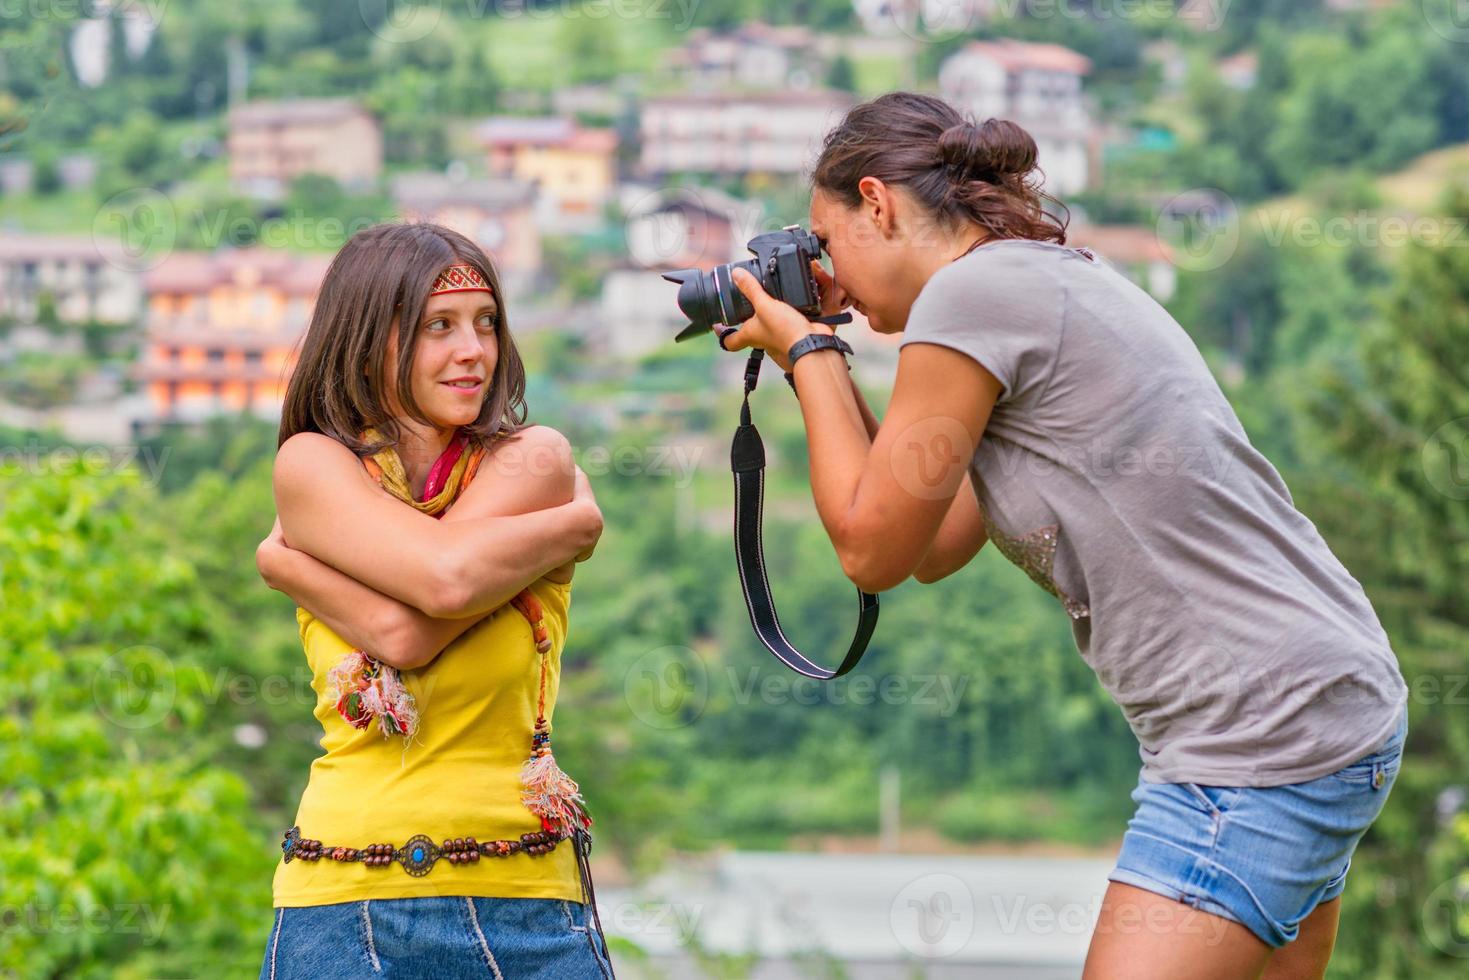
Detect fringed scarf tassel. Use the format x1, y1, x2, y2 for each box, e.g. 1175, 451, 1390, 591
520, 718, 592, 838
328, 650, 420, 738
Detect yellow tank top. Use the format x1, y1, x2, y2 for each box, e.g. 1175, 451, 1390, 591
270, 575, 582, 906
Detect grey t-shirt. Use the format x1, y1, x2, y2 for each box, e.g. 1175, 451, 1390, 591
900, 239, 1408, 786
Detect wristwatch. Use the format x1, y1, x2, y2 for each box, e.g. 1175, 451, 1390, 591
784, 333, 854, 394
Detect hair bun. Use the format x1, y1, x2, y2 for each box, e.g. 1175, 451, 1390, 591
936, 118, 1038, 181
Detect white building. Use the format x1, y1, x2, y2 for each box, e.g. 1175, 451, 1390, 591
0, 234, 143, 325
938, 39, 1094, 196
663, 22, 823, 92
603, 185, 762, 360
640, 91, 855, 177
390, 172, 542, 297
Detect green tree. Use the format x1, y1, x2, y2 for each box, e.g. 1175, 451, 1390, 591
0, 460, 273, 976
826, 54, 855, 93
1285, 187, 1469, 976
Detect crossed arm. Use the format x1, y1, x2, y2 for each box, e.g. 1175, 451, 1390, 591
256, 426, 601, 670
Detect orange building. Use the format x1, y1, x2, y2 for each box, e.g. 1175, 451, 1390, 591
132, 249, 332, 424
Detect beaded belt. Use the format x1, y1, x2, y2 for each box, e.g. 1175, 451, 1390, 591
280, 825, 567, 878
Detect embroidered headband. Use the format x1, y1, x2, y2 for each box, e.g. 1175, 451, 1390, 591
429, 263, 493, 296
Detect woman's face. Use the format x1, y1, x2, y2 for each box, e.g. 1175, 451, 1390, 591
809, 185, 926, 335
383, 287, 499, 433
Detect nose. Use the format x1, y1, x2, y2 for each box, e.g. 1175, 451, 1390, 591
831, 279, 853, 310
450, 322, 488, 362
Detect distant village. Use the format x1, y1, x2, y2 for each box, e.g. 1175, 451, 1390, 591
1, 15, 1210, 444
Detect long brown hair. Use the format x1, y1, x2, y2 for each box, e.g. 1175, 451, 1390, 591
811, 91, 1068, 244
277, 222, 529, 456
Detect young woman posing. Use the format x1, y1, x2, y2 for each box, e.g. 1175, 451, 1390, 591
254, 222, 614, 978
716, 92, 1408, 980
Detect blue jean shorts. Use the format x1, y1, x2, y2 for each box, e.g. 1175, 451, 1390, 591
1108, 707, 1407, 948
258, 896, 614, 979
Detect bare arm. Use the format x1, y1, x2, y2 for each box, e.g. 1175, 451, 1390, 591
912, 469, 989, 584
261, 425, 588, 668
257, 529, 489, 670
846, 375, 989, 585
273, 431, 602, 619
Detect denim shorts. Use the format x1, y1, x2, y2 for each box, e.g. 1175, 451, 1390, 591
258, 896, 614, 979
1108, 706, 1407, 948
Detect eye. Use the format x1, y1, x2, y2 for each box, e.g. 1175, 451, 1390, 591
477, 312, 497, 330
424, 318, 449, 332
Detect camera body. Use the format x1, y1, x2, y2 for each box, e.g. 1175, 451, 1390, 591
664, 225, 825, 342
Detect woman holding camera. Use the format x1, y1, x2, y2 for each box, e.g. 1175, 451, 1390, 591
717, 92, 1408, 980
254, 222, 613, 978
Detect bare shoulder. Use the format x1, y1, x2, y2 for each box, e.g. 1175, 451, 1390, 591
489, 423, 572, 457
481, 424, 575, 484
448, 425, 575, 520
274, 431, 381, 499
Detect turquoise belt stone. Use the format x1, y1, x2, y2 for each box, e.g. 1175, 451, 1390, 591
280, 825, 566, 877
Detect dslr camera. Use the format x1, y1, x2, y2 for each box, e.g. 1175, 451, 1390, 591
663, 225, 830, 342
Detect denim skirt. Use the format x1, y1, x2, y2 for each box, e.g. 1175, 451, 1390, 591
1108, 705, 1408, 948
258, 896, 614, 979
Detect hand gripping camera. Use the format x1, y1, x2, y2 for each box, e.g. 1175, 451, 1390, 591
662, 225, 843, 340
661, 225, 877, 682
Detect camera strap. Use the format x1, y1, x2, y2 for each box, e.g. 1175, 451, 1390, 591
729, 349, 880, 679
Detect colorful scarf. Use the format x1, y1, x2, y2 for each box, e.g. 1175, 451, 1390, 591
325, 425, 590, 839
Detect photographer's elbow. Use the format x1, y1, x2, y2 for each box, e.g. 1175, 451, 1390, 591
841, 547, 901, 595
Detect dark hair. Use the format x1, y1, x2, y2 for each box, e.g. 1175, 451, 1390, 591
811, 91, 1068, 244
277, 222, 528, 455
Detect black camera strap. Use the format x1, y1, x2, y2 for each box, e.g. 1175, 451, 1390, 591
729, 349, 880, 679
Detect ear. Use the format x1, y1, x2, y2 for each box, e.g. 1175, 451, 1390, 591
857, 176, 898, 240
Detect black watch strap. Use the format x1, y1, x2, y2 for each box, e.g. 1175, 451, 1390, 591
787, 333, 853, 367
785, 334, 852, 395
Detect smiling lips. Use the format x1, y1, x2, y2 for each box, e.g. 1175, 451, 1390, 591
443, 377, 483, 393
